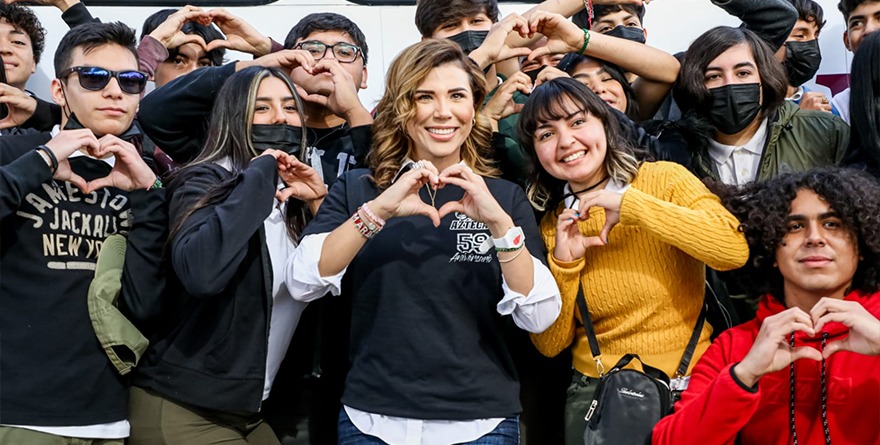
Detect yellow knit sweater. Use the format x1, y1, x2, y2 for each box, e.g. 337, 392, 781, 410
530, 161, 749, 378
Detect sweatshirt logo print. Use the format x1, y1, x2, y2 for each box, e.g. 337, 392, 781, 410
16, 180, 130, 270
449, 213, 492, 263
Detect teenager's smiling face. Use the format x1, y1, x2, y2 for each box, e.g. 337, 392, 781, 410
776, 189, 860, 301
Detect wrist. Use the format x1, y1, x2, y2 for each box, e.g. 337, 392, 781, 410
59, 0, 79, 12
254, 36, 273, 57
367, 199, 393, 221
343, 105, 373, 127
732, 362, 760, 388
487, 216, 515, 238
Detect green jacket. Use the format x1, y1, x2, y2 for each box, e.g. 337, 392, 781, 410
694, 101, 850, 181
484, 75, 530, 187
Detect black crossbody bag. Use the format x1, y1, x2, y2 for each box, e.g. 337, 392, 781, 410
576, 284, 706, 445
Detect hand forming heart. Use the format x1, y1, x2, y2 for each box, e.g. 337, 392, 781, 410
83, 135, 157, 193
734, 298, 880, 387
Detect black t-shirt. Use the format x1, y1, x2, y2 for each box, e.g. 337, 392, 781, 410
303, 168, 546, 420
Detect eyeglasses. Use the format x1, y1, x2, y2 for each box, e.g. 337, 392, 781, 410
61, 66, 149, 95
294, 41, 362, 63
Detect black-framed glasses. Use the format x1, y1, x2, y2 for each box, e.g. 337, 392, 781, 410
294, 41, 362, 63
61, 66, 149, 95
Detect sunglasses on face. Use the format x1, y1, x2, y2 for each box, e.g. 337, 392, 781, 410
61, 66, 149, 95
294, 41, 362, 63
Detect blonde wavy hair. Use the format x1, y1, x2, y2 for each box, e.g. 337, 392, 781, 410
368, 39, 499, 190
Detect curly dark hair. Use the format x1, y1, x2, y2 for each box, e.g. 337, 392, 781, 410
0, 4, 46, 64
716, 167, 880, 302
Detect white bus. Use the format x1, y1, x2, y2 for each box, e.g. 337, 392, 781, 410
25, 0, 851, 107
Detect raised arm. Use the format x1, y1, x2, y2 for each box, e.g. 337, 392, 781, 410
527, 11, 680, 120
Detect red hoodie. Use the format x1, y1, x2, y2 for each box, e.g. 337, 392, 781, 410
653, 291, 880, 445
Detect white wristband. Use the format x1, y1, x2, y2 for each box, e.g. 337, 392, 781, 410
478, 226, 524, 254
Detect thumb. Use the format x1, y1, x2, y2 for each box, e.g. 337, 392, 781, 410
526, 47, 549, 62
504, 47, 533, 60
822, 339, 850, 359
416, 203, 442, 227
181, 34, 208, 50
437, 200, 465, 220
205, 39, 233, 52
86, 176, 114, 193
599, 219, 616, 245
67, 172, 90, 195
792, 346, 824, 363
581, 235, 607, 249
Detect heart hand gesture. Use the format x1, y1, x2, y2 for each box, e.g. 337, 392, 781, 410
370, 160, 441, 226
553, 208, 606, 262
85, 135, 157, 192
812, 297, 880, 358
437, 164, 512, 233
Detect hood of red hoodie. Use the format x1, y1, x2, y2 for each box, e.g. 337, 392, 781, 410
756, 290, 880, 344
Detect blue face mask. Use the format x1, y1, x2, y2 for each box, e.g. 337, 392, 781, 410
604, 25, 646, 44
251, 124, 302, 155
447, 30, 489, 54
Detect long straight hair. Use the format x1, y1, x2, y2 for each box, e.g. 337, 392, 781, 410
850, 31, 880, 168
170, 66, 310, 242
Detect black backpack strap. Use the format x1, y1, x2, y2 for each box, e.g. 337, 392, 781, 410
675, 303, 707, 378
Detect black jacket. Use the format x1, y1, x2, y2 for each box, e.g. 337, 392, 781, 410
133, 156, 279, 414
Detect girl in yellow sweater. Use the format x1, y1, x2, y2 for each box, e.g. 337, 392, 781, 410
517, 77, 749, 445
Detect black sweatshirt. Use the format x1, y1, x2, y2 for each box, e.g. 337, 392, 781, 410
0, 133, 167, 426
303, 169, 546, 420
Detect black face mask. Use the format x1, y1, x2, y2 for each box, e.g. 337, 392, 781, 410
784, 39, 821, 87
63, 112, 141, 141
525, 65, 547, 84
605, 25, 646, 44
251, 124, 302, 155
447, 30, 489, 55
707, 83, 762, 135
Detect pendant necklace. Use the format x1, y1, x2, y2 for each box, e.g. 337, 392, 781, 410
424, 184, 438, 207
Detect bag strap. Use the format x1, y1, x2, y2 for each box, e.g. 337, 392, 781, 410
575, 281, 707, 378
675, 302, 707, 377
575, 283, 601, 359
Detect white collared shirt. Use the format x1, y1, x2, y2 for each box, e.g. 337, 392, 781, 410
707, 118, 769, 186
214, 157, 308, 402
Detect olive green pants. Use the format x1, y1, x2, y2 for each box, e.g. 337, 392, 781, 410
128, 386, 280, 445
0, 426, 123, 445
563, 370, 600, 445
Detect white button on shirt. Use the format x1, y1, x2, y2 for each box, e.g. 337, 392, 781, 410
707, 118, 769, 186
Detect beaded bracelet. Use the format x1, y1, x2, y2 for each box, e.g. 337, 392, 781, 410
35, 145, 58, 174
360, 202, 386, 227
579, 27, 591, 55
148, 176, 163, 190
